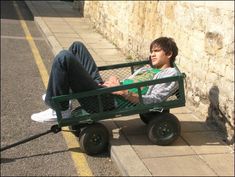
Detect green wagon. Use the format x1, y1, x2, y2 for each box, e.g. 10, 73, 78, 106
52, 60, 186, 155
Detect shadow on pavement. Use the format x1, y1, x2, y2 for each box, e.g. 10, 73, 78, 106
111, 118, 228, 147
0, 117, 228, 163
1, 1, 34, 21
68, 147, 110, 158
0, 149, 68, 164
1, 1, 84, 21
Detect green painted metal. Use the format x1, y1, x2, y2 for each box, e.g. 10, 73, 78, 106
51, 60, 186, 127
98, 60, 149, 71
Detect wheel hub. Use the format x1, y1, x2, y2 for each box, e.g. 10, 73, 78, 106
90, 133, 102, 145
157, 122, 173, 137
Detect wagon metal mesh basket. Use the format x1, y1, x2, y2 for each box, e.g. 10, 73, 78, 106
52, 60, 186, 127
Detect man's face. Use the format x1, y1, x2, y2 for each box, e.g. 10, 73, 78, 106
150, 44, 172, 69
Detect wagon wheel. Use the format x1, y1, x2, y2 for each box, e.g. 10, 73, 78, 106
147, 112, 181, 145
139, 109, 169, 124
79, 122, 109, 155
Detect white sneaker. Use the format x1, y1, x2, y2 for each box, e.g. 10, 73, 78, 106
31, 108, 71, 123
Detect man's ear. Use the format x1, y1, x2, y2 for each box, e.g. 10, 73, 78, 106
167, 51, 173, 59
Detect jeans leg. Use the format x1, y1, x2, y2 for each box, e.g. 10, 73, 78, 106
69, 41, 103, 84
45, 50, 99, 110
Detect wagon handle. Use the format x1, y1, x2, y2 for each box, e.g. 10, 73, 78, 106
0, 125, 61, 152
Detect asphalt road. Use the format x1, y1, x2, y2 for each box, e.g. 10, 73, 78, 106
0, 1, 120, 176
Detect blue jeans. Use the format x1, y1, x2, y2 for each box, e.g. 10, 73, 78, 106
45, 41, 115, 112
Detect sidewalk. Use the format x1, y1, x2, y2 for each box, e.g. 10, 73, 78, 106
25, 1, 234, 176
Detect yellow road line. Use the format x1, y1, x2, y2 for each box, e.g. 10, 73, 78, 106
14, 1, 93, 176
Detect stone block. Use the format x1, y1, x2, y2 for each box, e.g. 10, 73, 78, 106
204, 32, 223, 55
198, 102, 209, 117
215, 82, 233, 101
206, 72, 219, 83
224, 66, 234, 81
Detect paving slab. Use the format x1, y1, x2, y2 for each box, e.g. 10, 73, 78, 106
199, 153, 234, 176
88, 42, 117, 49
143, 155, 217, 176
54, 33, 79, 38
57, 37, 79, 48
49, 26, 75, 33
43, 17, 65, 22
182, 131, 232, 154
128, 135, 196, 159
65, 21, 92, 28
176, 113, 215, 132
77, 36, 110, 44
94, 48, 124, 56
75, 30, 98, 36
79, 33, 105, 39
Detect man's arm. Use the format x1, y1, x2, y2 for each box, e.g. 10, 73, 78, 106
103, 67, 179, 104
102, 76, 140, 104
142, 80, 178, 104
142, 68, 179, 104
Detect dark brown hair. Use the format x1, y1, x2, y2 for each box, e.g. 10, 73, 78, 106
150, 37, 178, 67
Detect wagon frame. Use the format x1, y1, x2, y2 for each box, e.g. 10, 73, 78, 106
51, 60, 186, 155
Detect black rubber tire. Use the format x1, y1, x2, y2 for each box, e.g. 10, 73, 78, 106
139, 110, 169, 124
51, 125, 62, 133
79, 123, 109, 155
147, 112, 181, 145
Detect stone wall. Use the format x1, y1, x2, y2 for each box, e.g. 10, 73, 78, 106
81, 1, 234, 143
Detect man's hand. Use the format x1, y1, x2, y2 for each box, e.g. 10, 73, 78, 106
102, 76, 120, 87
102, 76, 127, 95
102, 75, 139, 103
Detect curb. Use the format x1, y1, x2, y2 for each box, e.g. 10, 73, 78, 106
25, 1, 151, 176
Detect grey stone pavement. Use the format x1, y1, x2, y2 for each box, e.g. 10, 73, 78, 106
25, 1, 234, 176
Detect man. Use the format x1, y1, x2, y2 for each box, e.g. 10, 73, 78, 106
31, 37, 179, 122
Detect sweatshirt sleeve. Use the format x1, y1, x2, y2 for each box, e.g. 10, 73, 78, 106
142, 68, 179, 104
